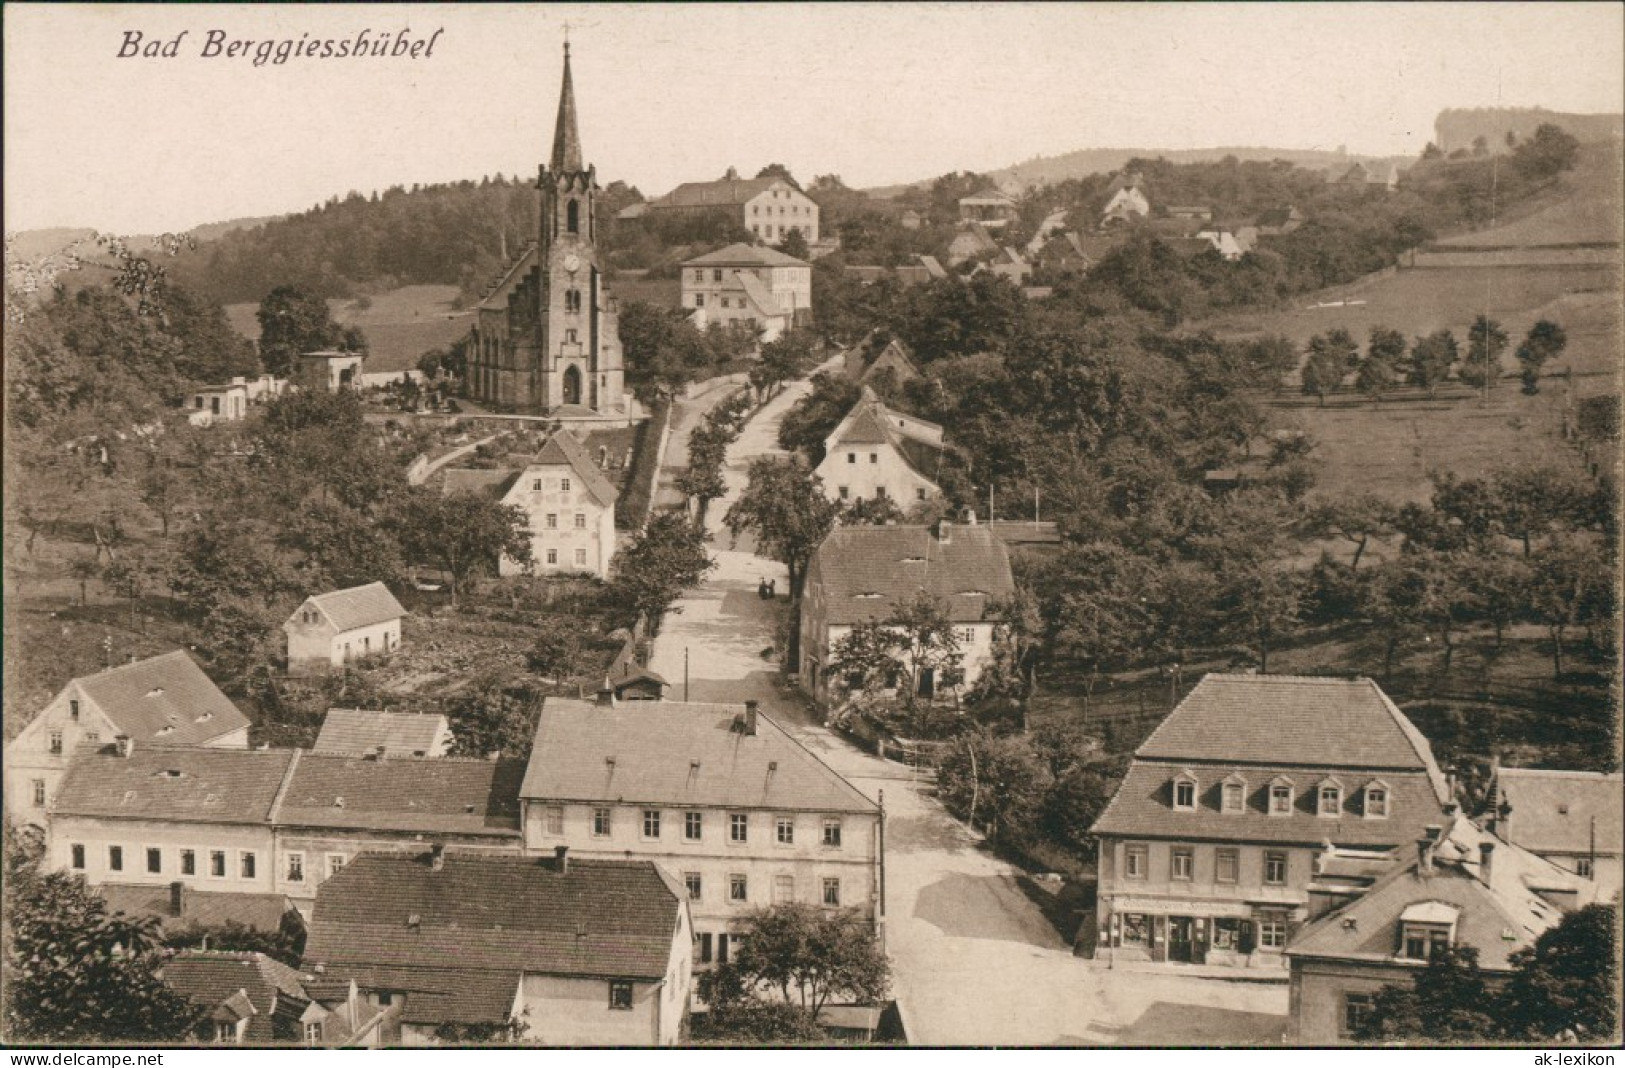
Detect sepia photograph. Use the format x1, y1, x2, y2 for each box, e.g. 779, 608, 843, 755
2, 2, 1621, 1051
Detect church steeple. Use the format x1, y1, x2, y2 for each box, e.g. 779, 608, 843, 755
550, 42, 583, 173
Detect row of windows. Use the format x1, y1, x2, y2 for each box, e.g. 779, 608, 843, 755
48, 727, 100, 756
1122, 843, 1290, 886
537, 511, 588, 528
1117, 913, 1289, 950
69, 843, 346, 883
835, 485, 929, 503
681, 871, 843, 907
530, 478, 574, 493
540, 806, 844, 847
1169, 774, 1389, 819
542, 548, 590, 567
751, 202, 810, 216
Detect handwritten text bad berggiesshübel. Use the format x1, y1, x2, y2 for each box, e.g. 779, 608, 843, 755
117, 28, 446, 67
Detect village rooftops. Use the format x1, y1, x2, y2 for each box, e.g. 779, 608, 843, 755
162, 950, 309, 1043
304, 852, 684, 1024
521, 697, 878, 814
682, 242, 808, 268
442, 432, 618, 508
1494, 767, 1624, 858
1287, 818, 1596, 972
52, 746, 298, 824
807, 522, 1015, 627
276, 752, 524, 836
99, 883, 296, 935
63, 650, 249, 747
293, 583, 406, 635
655, 175, 800, 209
312, 710, 451, 759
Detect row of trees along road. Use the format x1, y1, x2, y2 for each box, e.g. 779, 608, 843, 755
1299, 318, 1566, 406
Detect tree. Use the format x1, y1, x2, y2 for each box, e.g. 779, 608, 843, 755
778, 371, 860, 461
1512, 123, 1580, 181
755, 163, 799, 187
700, 904, 889, 1024
840, 495, 905, 526
1501, 904, 1618, 1042
776, 227, 811, 261
1354, 945, 1500, 1044
724, 457, 840, 598
101, 555, 155, 631
1306, 494, 1396, 570
935, 732, 1055, 845
391, 487, 532, 606
165, 913, 307, 970
256, 285, 346, 377
1358, 326, 1407, 405
443, 674, 541, 759
1527, 534, 1609, 679
609, 512, 714, 635
68, 554, 100, 606
1247, 334, 1299, 392
828, 590, 965, 709
1461, 315, 1509, 390
1516, 319, 1567, 394
525, 616, 588, 684
5, 870, 197, 1042
1300, 334, 1346, 406
750, 326, 817, 402
1410, 329, 1458, 397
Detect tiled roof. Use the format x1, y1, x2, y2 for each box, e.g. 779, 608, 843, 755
51, 747, 298, 824
162, 951, 309, 1042
807, 524, 1014, 626
336, 965, 523, 1026
477, 245, 539, 312
303, 583, 406, 634
1136, 675, 1448, 786
837, 407, 895, 446
533, 431, 619, 509
313, 710, 450, 759
1288, 818, 1589, 971
683, 242, 808, 268
99, 884, 295, 935
441, 468, 520, 500
1090, 761, 1446, 847
657, 176, 789, 209
276, 753, 524, 836
71, 651, 249, 746
1496, 768, 1624, 857
520, 697, 877, 814
304, 853, 684, 1006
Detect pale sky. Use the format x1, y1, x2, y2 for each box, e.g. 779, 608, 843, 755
5, 2, 1622, 234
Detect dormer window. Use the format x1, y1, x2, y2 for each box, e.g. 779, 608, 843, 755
1221, 775, 1247, 814
1269, 778, 1294, 816
1318, 779, 1343, 817
1364, 782, 1390, 819
1398, 902, 1459, 960
1173, 773, 1198, 811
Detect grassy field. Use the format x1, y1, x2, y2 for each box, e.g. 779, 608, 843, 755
225, 284, 472, 374
1433, 140, 1623, 249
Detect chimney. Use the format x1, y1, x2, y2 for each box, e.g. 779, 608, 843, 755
596, 679, 616, 707
1478, 841, 1495, 885
170, 880, 186, 918
743, 700, 759, 737
1416, 836, 1435, 877
555, 845, 570, 875
933, 519, 952, 544
964, 509, 977, 526
429, 843, 445, 871
114, 735, 134, 758
1442, 801, 1459, 818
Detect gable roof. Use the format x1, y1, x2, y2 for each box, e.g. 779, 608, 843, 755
300, 583, 406, 634
734, 269, 783, 317
276, 753, 524, 836
313, 710, 450, 759
1288, 819, 1591, 971
1136, 675, 1448, 785
304, 852, 684, 1014
808, 523, 1015, 627
52, 747, 298, 824
476, 244, 540, 312
68, 651, 249, 746
683, 242, 808, 268
529, 430, 619, 508
99, 884, 295, 935
1496, 768, 1624, 857
521, 697, 878, 814
441, 468, 521, 500
657, 176, 794, 210
163, 951, 308, 1042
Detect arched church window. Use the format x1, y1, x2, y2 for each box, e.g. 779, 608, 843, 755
566, 329, 578, 344
566, 200, 580, 234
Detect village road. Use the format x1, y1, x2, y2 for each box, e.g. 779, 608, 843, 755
647, 363, 1289, 1045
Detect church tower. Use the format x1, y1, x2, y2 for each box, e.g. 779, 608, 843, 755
464, 44, 625, 413
534, 43, 624, 412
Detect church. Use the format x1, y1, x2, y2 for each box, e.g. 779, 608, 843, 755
466, 45, 628, 414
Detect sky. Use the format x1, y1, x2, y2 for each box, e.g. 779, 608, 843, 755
5, 3, 1623, 235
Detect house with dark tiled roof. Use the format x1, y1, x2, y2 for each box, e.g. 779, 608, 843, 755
1286, 816, 1598, 1044
841, 334, 924, 389
1486, 767, 1623, 899
313, 709, 453, 759
519, 694, 882, 972
946, 222, 999, 266
162, 950, 312, 1045
303, 849, 693, 1045
799, 520, 1015, 705
6, 651, 251, 825
284, 582, 406, 676
646, 169, 820, 246
271, 752, 526, 909
680, 242, 811, 342
1101, 172, 1151, 227
1089, 674, 1452, 971
813, 387, 944, 510
441, 429, 619, 578
99, 881, 301, 939
957, 188, 1019, 229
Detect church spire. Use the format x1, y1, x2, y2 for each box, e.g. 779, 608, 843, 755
550, 41, 583, 173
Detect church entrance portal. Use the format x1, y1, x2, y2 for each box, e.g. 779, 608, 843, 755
562, 364, 582, 406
